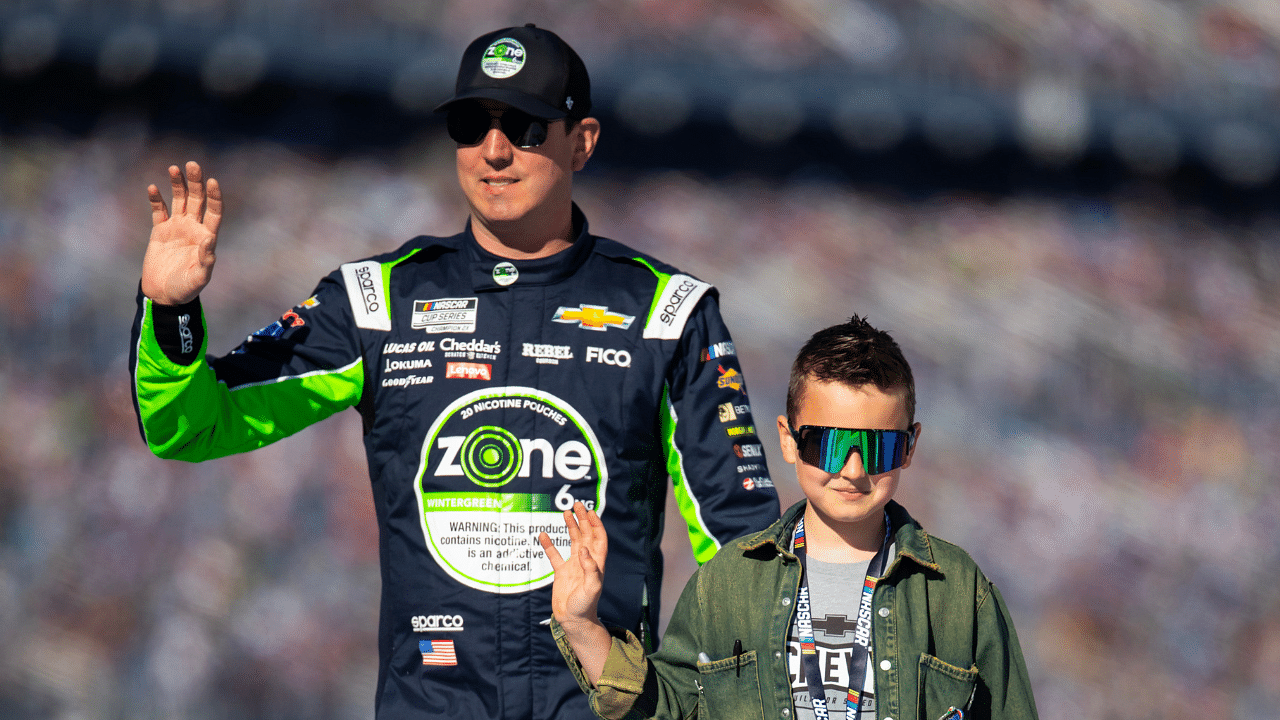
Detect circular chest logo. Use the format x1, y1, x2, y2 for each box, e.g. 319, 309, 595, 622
481, 38, 526, 79
416, 387, 607, 593
492, 262, 519, 286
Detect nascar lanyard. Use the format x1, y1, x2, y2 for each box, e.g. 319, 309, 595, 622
792, 513, 893, 719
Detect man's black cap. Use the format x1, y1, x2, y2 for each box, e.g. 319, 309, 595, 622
434, 24, 591, 120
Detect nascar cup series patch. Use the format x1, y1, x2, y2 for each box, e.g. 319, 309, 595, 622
415, 387, 607, 593
481, 38, 525, 79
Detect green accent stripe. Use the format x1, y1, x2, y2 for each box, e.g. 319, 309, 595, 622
382, 248, 422, 325
421, 492, 555, 512
134, 297, 363, 461
632, 257, 673, 328
660, 383, 721, 564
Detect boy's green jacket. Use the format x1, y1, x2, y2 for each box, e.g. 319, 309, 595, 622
554, 500, 1040, 720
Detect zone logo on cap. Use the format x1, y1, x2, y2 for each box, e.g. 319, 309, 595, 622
482, 38, 526, 78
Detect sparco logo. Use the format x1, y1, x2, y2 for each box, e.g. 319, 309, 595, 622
355, 265, 380, 313
411, 614, 465, 632
177, 313, 193, 354
659, 278, 698, 326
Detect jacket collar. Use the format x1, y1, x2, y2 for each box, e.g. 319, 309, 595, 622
466, 203, 595, 291
737, 499, 941, 574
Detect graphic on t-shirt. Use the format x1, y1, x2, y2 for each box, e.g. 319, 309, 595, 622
789, 553, 881, 720
415, 387, 607, 593
787, 626, 876, 719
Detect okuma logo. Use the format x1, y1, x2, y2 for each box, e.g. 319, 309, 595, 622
481, 38, 526, 79
416, 387, 607, 593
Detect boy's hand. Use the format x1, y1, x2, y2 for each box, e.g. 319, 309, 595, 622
539, 501, 612, 685
539, 501, 607, 628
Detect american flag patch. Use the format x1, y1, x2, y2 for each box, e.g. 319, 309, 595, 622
420, 639, 457, 666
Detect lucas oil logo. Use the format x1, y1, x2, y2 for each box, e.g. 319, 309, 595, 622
416, 387, 607, 593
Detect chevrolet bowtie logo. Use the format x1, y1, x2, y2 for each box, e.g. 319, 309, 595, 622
811, 614, 861, 637
552, 304, 635, 331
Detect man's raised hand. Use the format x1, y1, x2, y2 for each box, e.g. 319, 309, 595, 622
140, 161, 223, 306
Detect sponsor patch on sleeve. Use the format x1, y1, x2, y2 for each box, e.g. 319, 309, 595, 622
643, 274, 711, 340
341, 260, 391, 331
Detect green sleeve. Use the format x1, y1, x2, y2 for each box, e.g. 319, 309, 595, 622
131, 293, 363, 461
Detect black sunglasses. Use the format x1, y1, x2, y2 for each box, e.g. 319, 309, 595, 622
446, 102, 550, 148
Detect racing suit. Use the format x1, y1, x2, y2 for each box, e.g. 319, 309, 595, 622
129, 205, 780, 720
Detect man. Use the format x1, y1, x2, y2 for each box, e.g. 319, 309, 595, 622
129, 24, 780, 720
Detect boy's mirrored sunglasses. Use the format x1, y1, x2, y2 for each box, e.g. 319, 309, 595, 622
446, 102, 550, 148
790, 425, 915, 475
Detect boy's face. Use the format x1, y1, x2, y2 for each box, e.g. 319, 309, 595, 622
776, 379, 919, 532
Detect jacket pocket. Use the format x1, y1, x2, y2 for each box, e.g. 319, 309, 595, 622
696, 649, 765, 720
917, 654, 978, 720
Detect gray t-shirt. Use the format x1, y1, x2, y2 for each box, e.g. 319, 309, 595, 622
787, 552, 891, 720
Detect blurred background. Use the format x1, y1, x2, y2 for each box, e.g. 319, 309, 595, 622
1, 1, 1278, 718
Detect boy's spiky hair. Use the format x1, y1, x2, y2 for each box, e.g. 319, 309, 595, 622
786, 315, 916, 427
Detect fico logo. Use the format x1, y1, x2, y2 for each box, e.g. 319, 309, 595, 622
585, 346, 631, 367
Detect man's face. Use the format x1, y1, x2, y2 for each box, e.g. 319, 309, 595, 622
776, 380, 919, 532
454, 100, 598, 240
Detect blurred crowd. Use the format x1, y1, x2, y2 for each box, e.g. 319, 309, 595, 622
6, 0, 1279, 100
1, 114, 1278, 720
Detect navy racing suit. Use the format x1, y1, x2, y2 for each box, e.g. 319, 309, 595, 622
129, 205, 780, 719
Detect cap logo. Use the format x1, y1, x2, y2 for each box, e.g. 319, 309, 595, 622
481, 38, 526, 79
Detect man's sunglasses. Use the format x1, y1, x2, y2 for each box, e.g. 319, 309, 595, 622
446, 102, 550, 148
790, 425, 916, 475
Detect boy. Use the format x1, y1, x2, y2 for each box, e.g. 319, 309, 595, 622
539, 315, 1040, 720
